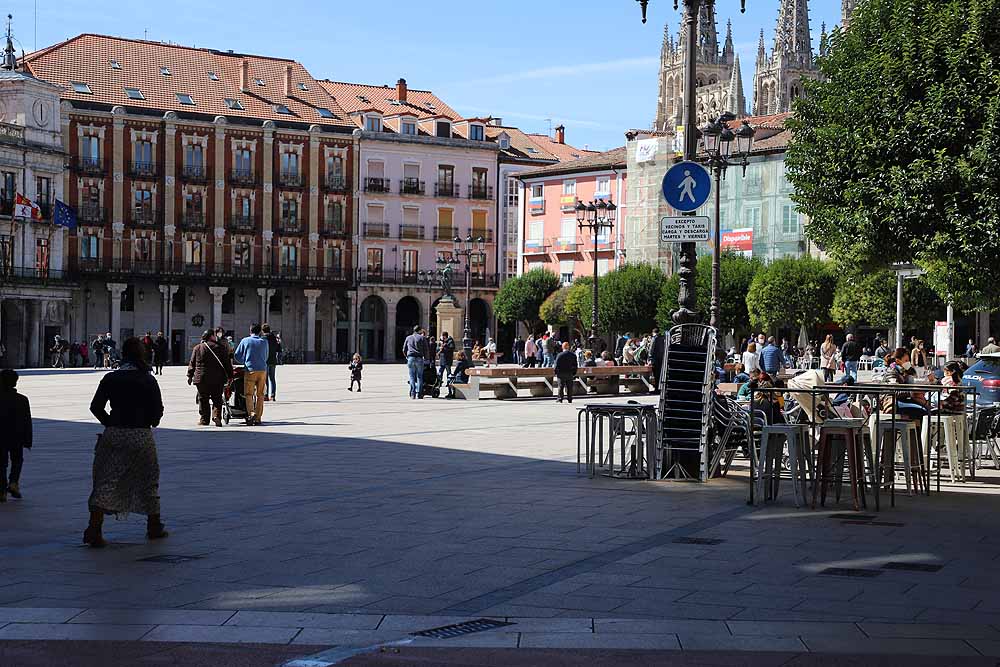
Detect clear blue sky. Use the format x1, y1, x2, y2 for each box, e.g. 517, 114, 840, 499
13, 0, 842, 151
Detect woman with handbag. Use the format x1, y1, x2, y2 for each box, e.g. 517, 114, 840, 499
187, 330, 233, 427
820, 334, 838, 383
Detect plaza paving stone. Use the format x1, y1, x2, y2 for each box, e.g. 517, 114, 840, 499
1, 364, 1000, 662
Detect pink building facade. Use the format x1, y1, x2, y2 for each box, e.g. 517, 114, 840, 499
517, 147, 628, 284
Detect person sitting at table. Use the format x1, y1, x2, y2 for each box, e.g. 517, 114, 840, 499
445, 351, 473, 399
733, 363, 749, 385
737, 368, 762, 400
934, 361, 967, 414
600, 351, 616, 367
880, 347, 930, 419
582, 350, 597, 368
752, 373, 786, 424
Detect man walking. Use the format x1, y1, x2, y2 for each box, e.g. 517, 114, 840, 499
438, 332, 455, 380
50, 335, 68, 369
554, 342, 579, 403
91, 334, 105, 369
262, 323, 281, 402
402, 325, 428, 399
760, 336, 785, 377
187, 330, 233, 427
840, 333, 862, 381
234, 324, 269, 426
650, 327, 666, 392
512, 335, 524, 366
523, 334, 537, 368
0, 369, 31, 502
544, 333, 559, 368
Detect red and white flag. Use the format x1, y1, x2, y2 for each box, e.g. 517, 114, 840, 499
14, 193, 42, 220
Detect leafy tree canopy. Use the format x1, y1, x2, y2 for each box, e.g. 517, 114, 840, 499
746, 257, 837, 331
658, 251, 762, 335
786, 0, 1000, 312
832, 270, 946, 334
564, 265, 667, 337
494, 268, 559, 332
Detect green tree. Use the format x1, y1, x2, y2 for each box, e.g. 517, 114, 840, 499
657, 252, 762, 335
564, 266, 667, 336
832, 270, 946, 334
539, 286, 586, 338
494, 268, 559, 333
785, 0, 1000, 312
563, 276, 594, 334
746, 257, 836, 331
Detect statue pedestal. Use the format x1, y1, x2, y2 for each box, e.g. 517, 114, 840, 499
436, 297, 464, 343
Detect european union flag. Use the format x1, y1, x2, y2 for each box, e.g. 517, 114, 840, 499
53, 199, 77, 230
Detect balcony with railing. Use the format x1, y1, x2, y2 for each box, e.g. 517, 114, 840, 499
364, 177, 390, 193
130, 210, 160, 229
279, 170, 303, 188
131, 260, 160, 275
78, 257, 102, 273
323, 175, 347, 192
73, 156, 105, 175
549, 236, 578, 253
277, 263, 301, 279
277, 218, 301, 235
79, 204, 106, 225
180, 211, 206, 231
180, 164, 208, 183
468, 228, 495, 243
305, 266, 349, 283
129, 161, 157, 179
230, 168, 256, 186
363, 222, 390, 238
228, 215, 256, 233
399, 178, 425, 196
184, 262, 206, 276
320, 220, 348, 239
434, 181, 459, 198
468, 184, 494, 200
399, 224, 425, 240
469, 273, 500, 288
434, 225, 459, 241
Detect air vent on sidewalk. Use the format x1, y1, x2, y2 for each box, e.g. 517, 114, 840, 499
411, 618, 513, 639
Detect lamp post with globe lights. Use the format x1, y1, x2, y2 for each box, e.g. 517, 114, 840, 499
574, 198, 617, 352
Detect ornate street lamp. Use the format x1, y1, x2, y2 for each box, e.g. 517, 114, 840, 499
452, 234, 486, 360
698, 114, 755, 330
575, 197, 617, 352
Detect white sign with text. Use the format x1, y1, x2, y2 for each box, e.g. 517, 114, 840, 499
660, 216, 710, 242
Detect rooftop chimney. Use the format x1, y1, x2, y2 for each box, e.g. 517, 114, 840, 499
284, 64, 293, 97
491, 117, 503, 127
555, 125, 566, 145
240, 59, 249, 92
396, 78, 407, 103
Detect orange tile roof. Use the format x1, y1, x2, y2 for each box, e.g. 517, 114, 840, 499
526, 133, 598, 162
485, 125, 558, 162
24, 34, 353, 129
517, 146, 627, 179
318, 80, 461, 126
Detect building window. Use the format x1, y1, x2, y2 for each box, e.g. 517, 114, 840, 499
234, 241, 251, 268
469, 124, 484, 141
133, 237, 153, 263
184, 239, 202, 266
70, 81, 93, 94
176, 93, 195, 105
471, 251, 485, 278
281, 197, 299, 226
280, 244, 298, 270
81, 235, 99, 259
528, 220, 544, 242
327, 155, 343, 182
499, 134, 510, 150
597, 258, 611, 276
236, 194, 252, 218
269, 290, 283, 313
562, 180, 576, 196
560, 217, 576, 242
35, 238, 49, 275
184, 144, 204, 173
782, 204, 799, 235
401, 119, 417, 135
133, 139, 153, 173
325, 246, 342, 272
559, 260, 574, 285
367, 247, 383, 273
365, 115, 382, 132
80, 135, 100, 165
326, 200, 342, 229
472, 210, 488, 239
745, 207, 761, 232
224, 98, 244, 111
437, 164, 454, 194
316, 107, 335, 119
531, 184, 543, 199
234, 148, 252, 177
183, 190, 203, 217
124, 87, 144, 100
35, 177, 51, 214
437, 208, 454, 237
595, 176, 611, 196
472, 167, 488, 190
172, 287, 186, 313
134, 188, 153, 220
401, 249, 418, 276
281, 151, 299, 178
435, 121, 451, 138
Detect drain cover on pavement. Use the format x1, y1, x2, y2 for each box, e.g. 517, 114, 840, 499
672, 537, 724, 545
411, 618, 514, 639
883, 562, 943, 572
137, 554, 204, 564
819, 567, 883, 578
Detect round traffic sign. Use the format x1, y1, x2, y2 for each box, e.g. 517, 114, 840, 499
662, 161, 711, 212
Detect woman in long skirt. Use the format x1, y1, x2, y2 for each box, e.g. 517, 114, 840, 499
84, 337, 167, 547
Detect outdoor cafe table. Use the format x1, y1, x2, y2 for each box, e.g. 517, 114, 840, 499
577, 402, 658, 479
749, 382, 979, 510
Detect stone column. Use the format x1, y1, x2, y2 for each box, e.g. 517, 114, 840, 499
27, 300, 41, 367
257, 287, 274, 325
329, 295, 339, 357
111, 107, 126, 227
261, 121, 275, 235
213, 116, 227, 272
385, 300, 396, 362
304, 288, 321, 362
107, 282, 127, 343
347, 291, 358, 358
308, 126, 321, 273
209, 286, 229, 330
163, 113, 177, 271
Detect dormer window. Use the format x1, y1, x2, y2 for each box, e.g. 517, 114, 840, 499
176, 93, 195, 105
208, 71, 219, 81
254, 78, 265, 86
498, 133, 510, 150
70, 81, 92, 94
160, 66, 171, 76
316, 107, 335, 119
435, 121, 451, 138
274, 104, 292, 115
469, 124, 485, 141
124, 87, 145, 100
109, 59, 121, 70
401, 118, 417, 135
297, 82, 308, 91
225, 98, 244, 111
365, 115, 382, 132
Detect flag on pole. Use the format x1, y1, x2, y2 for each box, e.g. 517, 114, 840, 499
53, 199, 77, 230
13, 193, 42, 221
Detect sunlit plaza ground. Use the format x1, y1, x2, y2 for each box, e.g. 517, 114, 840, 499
2, 364, 1000, 665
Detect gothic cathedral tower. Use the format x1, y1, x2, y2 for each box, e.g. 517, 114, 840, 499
654, 6, 745, 132
752, 0, 821, 116
842, 0, 858, 28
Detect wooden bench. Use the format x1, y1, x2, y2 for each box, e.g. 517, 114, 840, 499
453, 365, 653, 400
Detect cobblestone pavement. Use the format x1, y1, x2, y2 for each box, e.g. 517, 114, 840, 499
2, 365, 1000, 663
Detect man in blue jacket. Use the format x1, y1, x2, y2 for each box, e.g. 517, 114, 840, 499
234, 323, 269, 425
760, 336, 786, 377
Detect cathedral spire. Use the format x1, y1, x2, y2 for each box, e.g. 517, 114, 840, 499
697, 1, 720, 65
819, 22, 829, 58
721, 19, 735, 65
842, 0, 857, 29
726, 55, 745, 117
772, 0, 814, 68
756, 29, 766, 66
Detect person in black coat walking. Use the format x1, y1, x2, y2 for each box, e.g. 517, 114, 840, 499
438, 333, 455, 380
554, 342, 579, 403
0, 369, 31, 501
650, 327, 666, 392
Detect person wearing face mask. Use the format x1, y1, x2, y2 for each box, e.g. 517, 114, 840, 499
911, 339, 928, 377
880, 347, 929, 418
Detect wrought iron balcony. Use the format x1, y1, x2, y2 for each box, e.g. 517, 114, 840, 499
305, 266, 349, 282
320, 221, 348, 238
364, 177, 390, 193
400, 178, 425, 196
279, 171, 303, 187
131, 210, 160, 228
434, 181, 459, 198
363, 222, 390, 238
184, 262, 206, 276
78, 204, 106, 225
74, 156, 105, 175
130, 260, 160, 275
78, 257, 102, 272
181, 164, 208, 182
129, 161, 157, 178
324, 175, 347, 192
434, 225, 459, 241
399, 224, 425, 240
180, 212, 206, 230
468, 228, 495, 243
278, 263, 301, 278
230, 168, 256, 186
229, 215, 256, 233
277, 218, 301, 235
468, 184, 494, 200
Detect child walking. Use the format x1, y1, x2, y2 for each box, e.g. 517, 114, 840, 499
348, 353, 363, 392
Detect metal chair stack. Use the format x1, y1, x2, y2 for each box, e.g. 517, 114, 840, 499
655, 324, 717, 481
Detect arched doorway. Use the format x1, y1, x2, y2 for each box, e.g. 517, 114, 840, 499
394, 296, 421, 361
469, 298, 490, 347
359, 295, 386, 360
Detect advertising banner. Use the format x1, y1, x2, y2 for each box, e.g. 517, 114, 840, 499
721, 228, 753, 257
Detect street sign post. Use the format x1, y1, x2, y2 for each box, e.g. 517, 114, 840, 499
661, 160, 711, 212
660, 216, 710, 242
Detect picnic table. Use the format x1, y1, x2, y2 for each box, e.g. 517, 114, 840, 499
451, 365, 654, 400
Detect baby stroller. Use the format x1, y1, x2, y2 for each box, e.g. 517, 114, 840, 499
419, 364, 442, 398
222, 365, 248, 424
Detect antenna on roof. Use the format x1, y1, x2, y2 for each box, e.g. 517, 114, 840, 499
144, 28, 148, 40
545, 117, 552, 136
3, 15, 17, 71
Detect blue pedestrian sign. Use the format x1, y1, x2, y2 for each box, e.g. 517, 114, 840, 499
662, 161, 711, 212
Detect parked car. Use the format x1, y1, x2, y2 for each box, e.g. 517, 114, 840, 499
963, 353, 1000, 406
